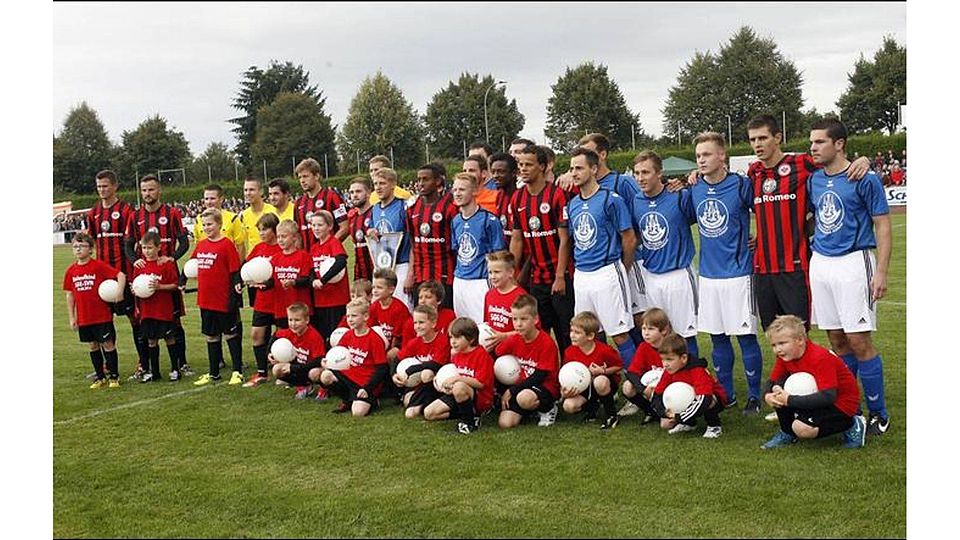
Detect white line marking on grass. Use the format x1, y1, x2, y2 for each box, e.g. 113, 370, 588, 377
54, 386, 211, 427
880, 300, 907, 306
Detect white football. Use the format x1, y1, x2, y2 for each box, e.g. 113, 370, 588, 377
329, 327, 349, 347
663, 382, 696, 413
477, 322, 497, 349
97, 279, 122, 303
640, 367, 664, 387
317, 257, 346, 283
270, 338, 296, 363
183, 258, 199, 279
131, 274, 156, 298
371, 325, 390, 347
396, 358, 423, 388
324, 346, 352, 371
240, 256, 273, 283
433, 363, 459, 392
494, 355, 522, 385
558, 361, 591, 394
784, 372, 818, 396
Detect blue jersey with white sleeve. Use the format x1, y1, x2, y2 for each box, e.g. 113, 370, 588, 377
810, 169, 889, 256
690, 172, 753, 278
632, 187, 697, 274
566, 188, 632, 272
451, 208, 505, 279
372, 197, 411, 264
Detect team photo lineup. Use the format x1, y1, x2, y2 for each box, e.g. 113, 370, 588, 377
64, 114, 891, 449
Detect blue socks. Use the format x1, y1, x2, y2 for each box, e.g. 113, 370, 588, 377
858, 355, 888, 419
710, 334, 735, 401
616, 338, 638, 371
739, 334, 763, 400
841, 353, 859, 378
685, 336, 700, 361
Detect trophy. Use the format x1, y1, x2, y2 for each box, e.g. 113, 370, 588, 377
367, 231, 403, 270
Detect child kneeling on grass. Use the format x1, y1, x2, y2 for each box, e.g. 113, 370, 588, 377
318, 298, 388, 417
393, 305, 451, 419
652, 333, 728, 439
760, 315, 866, 450
423, 317, 495, 434
560, 311, 622, 430
270, 302, 327, 399
620, 308, 671, 424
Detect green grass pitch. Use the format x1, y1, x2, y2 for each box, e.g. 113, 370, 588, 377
53, 214, 906, 538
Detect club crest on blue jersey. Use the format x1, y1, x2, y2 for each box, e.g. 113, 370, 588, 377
377, 219, 393, 234
641, 212, 669, 250
457, 232, 479, 265
816, 191, 845, 235
696, 199, 729, 238
572, 212, 598, 250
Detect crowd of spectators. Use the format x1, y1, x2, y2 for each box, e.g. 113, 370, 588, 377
854, 149, 906, 186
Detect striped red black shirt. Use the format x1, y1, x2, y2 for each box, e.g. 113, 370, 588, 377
87, 199, 134, 276
406, 193, 458, 285
347, 206, 374, 282
294, 187, 347, 251
496, 189, 515, 244
508, 183, 570, 284
748, 153, 816, 274
125, 204, 186, 260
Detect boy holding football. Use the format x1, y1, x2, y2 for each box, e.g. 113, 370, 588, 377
560, 311, 623, 429
270, 302, 327, 399
423, 317, 495, 434
318, 298, 389, 416
652, 333, 727, 438
131, 231, 181, 382
394, 304, 452, 419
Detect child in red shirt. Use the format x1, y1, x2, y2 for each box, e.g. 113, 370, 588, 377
309, 211, 350, 342
423, 317, 495, 434
370, 268, 411, 361
318, 298, 389, 417
398, 281, 457, 344
621, 308, 671, 424
63, 232, 125, 387
132, 231, 181, 382
652, 333, 728, 439
560, 311, 623, 429
761, 315, 866, 450
483, 250, 528, 349
268, 219, 314, 330
270, 302, 327, 399
494, 294, 561, 429
191, 209, 244, 386
394, 305, 452, 419
241, 213, 282, 387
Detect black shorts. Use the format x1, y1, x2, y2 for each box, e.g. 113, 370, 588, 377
326, 370, 380, 406
753, 271, 811, 330
406, 383, 439, 409
78, 322, 116, 344
252, 310, 274, 328
530, 279, 575, 351
507, 385, 556, 414
280, 359, 324, 386
111, 287, 135, 316
200, 309, 241, 337
433, 393, 477, 416
140, 318, 175, 341
311, 306, 346, 344
779, 405, 854, 439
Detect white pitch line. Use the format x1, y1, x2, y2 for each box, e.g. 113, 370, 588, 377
879, 300, 907, 306
54, 386, 211, 427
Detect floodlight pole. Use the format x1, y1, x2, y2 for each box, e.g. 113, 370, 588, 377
727, 115, 732, 145
484, 80, 506, 143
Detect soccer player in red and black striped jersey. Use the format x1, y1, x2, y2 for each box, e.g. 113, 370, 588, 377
743, 115, 871, 330
346, 177, 375, 283
489, 152, 518, 246
509, 144, 574, 354
87, 170, 146, 375
124, 175, 192, 377
406, 163, 457, 308
294, 158, 349, 251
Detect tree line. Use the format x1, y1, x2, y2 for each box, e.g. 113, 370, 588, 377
53, 26, 905, 194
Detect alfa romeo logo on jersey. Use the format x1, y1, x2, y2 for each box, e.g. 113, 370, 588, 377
305, 211, 314, 221
432, 212, 443, 223
148, 226, 159, 234
457, 232, 479, 265
641, 212, 669, 250
419, 222, 431, 236
158, 217, 168, 226
762, 178, 778, 194
499, 215, 508, 229
355, 230, 364, 241
696, 199, 729, 238
539, 202, 551, 214
816, 191, 845, 235
111, 211, 120, 220
778, 164, 792, 176
572, 212, 598, 251
100, 221, 111, 232
528, 216, 541, 231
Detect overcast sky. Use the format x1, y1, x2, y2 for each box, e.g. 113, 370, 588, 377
52, 2, 906, 155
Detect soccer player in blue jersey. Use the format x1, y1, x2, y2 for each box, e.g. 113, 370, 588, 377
367, 167, 413, 310
451, 172, 506, 322
631, 150, 701, 362
807, 118, 892, 436
690, 132, 765, 414
565, 147, 638, 369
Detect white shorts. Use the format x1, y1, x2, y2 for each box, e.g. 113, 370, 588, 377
626, 261, 651, 315
697, 275, 758, 335
573, 261, 634, 337
393, 262, 413, 310
641, 265, 699, 338
809, 250, 877, 333
453, 277, 490, 323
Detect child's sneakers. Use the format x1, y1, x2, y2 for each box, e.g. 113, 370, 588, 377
866, 413, 890, 436
294, 385, 313, 399
228, 371, 244, 386
180, 363, 196, 377
457, 416, 481, 434
668, 423, 696, 435
169, 370, 181, 382
128, 367, 145, 381
242, 374, 268, 388
89, 378, 108, 389
314, 387, 329, 401
108, 379, 120, 389
843, 415, 867, 449
702, 426, 722, 439
600, 414, 620, 431
140, 371, 157, 384
617, 402, 640, 417
537, 404, 558, 427
764, 411, 778, 422
761, 430, 798, 450
193, 373, 220, 386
